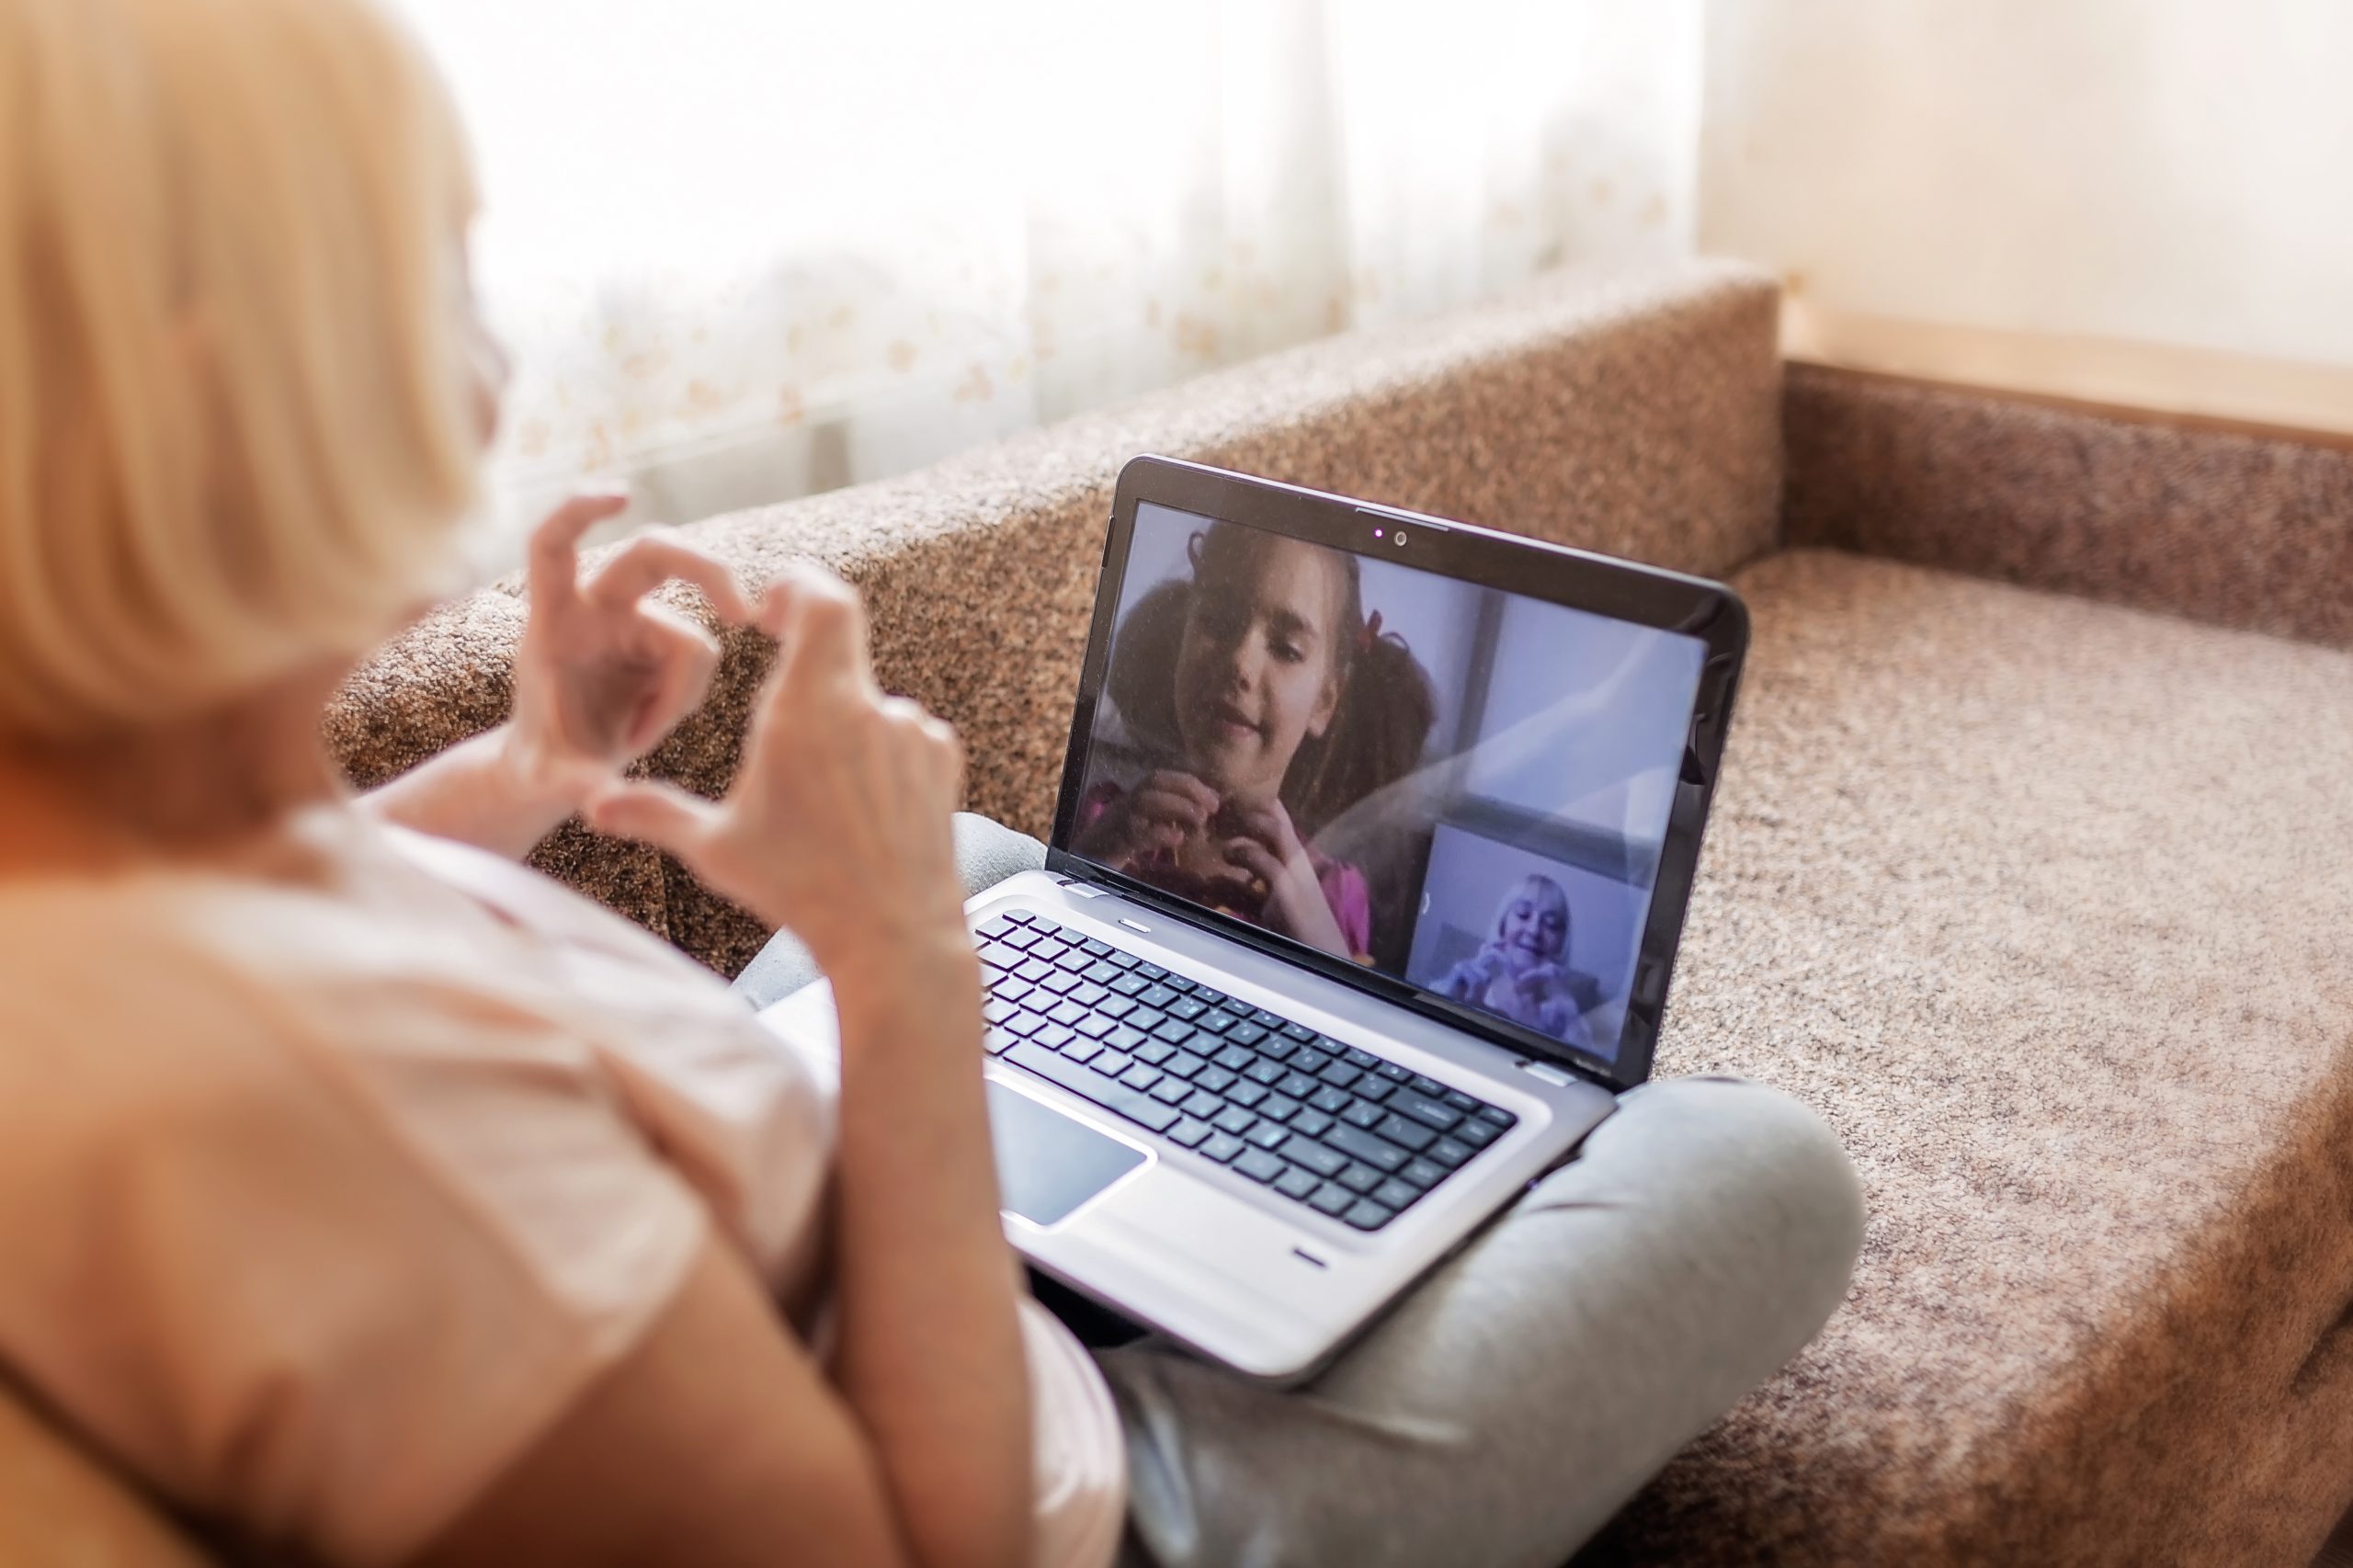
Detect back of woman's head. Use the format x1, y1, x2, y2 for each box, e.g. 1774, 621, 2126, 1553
0, 0, 482, 738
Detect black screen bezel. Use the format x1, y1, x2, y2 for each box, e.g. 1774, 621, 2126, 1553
1048, 456, 1748, 1092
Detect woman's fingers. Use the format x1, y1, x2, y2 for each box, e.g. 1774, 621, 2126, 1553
585, 778, 722, 858
584, 529, 756, 623
620, 615, 722, 756
526, 490, 631, 619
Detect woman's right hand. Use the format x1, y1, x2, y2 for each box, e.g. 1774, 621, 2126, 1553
1074, 769, 1220, 867
586, 567, 971, 985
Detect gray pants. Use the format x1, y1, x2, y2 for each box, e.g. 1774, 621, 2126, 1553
734, 816, 1864, 1568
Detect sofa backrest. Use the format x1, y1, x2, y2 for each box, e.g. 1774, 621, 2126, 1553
328, 260, 1784, 972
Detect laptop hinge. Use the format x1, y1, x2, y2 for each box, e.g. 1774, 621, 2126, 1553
1518, 1059, 1579, 1088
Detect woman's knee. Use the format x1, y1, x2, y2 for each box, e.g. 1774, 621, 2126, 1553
1586, 1076, 1865, 1344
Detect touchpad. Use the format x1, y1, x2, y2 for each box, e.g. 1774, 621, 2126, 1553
986, 1081, 1149, 1228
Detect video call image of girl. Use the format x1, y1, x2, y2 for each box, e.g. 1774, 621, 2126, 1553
1075, 521, 1435, 963
1432, 874, 1594, 1050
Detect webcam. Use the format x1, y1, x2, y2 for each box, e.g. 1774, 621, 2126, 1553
1392, 529, 1408, 547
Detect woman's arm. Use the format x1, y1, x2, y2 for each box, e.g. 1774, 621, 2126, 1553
361, 493, 754, 858
587, 569, 1030, 1568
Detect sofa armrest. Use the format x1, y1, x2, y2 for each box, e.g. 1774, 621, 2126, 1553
1782, 362, 2353, 649
330, 259, 1786, 973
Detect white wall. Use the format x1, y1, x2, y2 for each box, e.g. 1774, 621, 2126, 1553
1699, 0, 2353, 369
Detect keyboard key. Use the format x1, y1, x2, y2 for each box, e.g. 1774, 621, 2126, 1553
1409, 1074, 1445, 1097
1257, 1095, 1300, 1123
1353, 1077, 1396, 1105
1181, 1089, 1223, 1119
1049, 999, 1086, 1026
1376, 1062, 1413, 1083
983, 1028, 1017, 1055
1245, 1120, 1290, 1150
1427, 1137, 1473, 1169
1080, 937, 1112, 958
1252, 1008, 1284, 1029
1153, 1018, 1195, 1045
1097, 995, 1136, 1021
1391, 1091, 1462, 1132
1255, 1034, 1295, 1062
1054, 948, 1094, 973
1162, 975, 1197, 995
1168, 1118, 1212, 1148
1196, 1066, 1238, 1095
1006, 911, 1039, 927
1107, 1025, 1148, 1052
1442, 1088, 1478, 1112
1162, 1050, 1206, 1079
1318, 1062, 1362, 1091
994, 980, 1035, 1007
1107, 950, 1141, 971
1226, 1083, 1267, 1109
1212, 1107, 1256, 1136
1139, 984, 1177, 1009
1344, 1047, 1381, 1070
1199, 1131, 1245, 1164
1282, 1138, 1349, 1179
1280, 1022, 1316, 1042
1073, 983, 1109, 1007
1082, 963, 1120, 987
1119, 1063, 1162, 1093
1454, 1119, 1503, 1150
1035, 1023, 1075, 1051
1477, 1105, 1517, 1129
1290, 1048, 1331, 1074
1193, 988, 1228, 1008
1168, 997, 1208, 1021
1234, 1149, 1286, 1184
1128, 1007, 1166, 1034
1337, 1163, 1382, 1194
1017, 959, 1053, 983
1195, 1010, 1239, 1035
1324, 1124, 1408, 1173
1213, 1045, 1256, 1072
1274, 1167, 1321, 1201
1372, 1177, 1421, 1210
1133, 1040, 1175, 1065
1109, 974, 1148, 997
1398, 1156, 1447, 1190
1060, 1038, 1101, 1064
1343, 1199, 1394, 1232
1290, 1109, 1335, 1140
977, 915, 1020, 939
1226, 1022, 1267, 1048
1135, 963, 1167, 982
1074, 1014, 1115, 1040
1092, 1050, 1135, 1077
978, 941, 1022, 971
1004, 1009, 1048, 1037
1041, 971, 1083, 996
1341, 1101, 1385, 1131
1374, 1114, 1437, 1153
1309, 1086, 1354, 1115
1149, 1077, 1191, 1105
1309, 1182, 1355, 1216
1244, 1059, 1286, 1085
1278, 1072, 1322, 1100
1006, 1042, 1180, 1133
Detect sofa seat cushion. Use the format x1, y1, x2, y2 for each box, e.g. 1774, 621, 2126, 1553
1582, 550, 2353, 1565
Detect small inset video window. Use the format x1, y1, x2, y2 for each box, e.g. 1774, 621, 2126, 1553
1403, 823, 1652, 1057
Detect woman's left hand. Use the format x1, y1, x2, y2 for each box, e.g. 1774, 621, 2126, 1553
503, 491, 756, 808
1220, 799, 1352, 959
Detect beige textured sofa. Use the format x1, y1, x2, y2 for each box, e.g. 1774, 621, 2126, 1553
11, 259, 2353, 1563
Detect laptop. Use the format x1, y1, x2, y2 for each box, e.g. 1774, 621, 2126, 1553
760, 456, 1746, 1383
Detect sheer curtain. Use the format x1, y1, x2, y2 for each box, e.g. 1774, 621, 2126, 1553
398, 0, 1700, 533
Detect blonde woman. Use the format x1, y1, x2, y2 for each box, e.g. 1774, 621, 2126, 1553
0, 2, 1862, 1565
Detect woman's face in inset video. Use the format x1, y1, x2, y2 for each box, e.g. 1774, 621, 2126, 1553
1496, 877, 1570, 971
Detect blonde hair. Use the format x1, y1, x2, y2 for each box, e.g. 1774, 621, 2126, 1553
0, 0, 483, 737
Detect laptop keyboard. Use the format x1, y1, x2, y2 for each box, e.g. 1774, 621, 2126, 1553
975, 910, 1516, 1233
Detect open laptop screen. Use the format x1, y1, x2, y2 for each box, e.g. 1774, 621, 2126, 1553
1065, 500, 1708, 1069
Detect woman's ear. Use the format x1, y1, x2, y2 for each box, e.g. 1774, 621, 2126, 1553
1305, 662, 1341, 740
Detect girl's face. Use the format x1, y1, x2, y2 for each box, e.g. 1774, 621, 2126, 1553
1498, 882, 1568, 966
1174, 535, 1345, 802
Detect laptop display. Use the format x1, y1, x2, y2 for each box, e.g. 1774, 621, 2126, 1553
1066, 500, 1709, 1069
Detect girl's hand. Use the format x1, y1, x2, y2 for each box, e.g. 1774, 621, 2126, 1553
1075, 771, 1219, 867
1219, 799, 1352, 959
1513, 961, 1568, 1000
585, 568, 971, 987
504, 492, 756, 812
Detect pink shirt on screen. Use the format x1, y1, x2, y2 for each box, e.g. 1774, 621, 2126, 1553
0, 805, 1123, 1568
